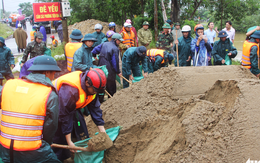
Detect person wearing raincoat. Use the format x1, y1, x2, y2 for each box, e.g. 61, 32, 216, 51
71, 34, 98, 71
173, 25, 193, 66
212, 30, 237, 65
39, 24, 47, 43
92, 33, 123, 102
0, 55, 61, 163
147, 49, 174, 73
92, 24, 106, 47
122, 46, 148, 88
0, 37, 15, 81
191, 26, 212, 66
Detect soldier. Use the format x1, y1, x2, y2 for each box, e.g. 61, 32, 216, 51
137, 21, 153, 48
156, 23, 174, 53
21, 32, 47, 67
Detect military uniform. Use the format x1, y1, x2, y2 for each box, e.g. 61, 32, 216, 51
156, 31, 173, 53
21, 32, 47, 63
137, 21, 153, 48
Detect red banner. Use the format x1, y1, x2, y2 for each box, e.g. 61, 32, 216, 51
33, 2, 62, 22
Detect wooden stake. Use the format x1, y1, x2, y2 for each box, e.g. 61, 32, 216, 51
176, 30, 179, 67
51, 143, 91, 152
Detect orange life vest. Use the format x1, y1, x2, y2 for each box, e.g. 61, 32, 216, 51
122, 27, 135, 47
242, 41, 259, 69
52, 39, 58, 46
65, 42, 82, 71
30, 31, 36, 42
0, 79, 51, 151
147, 49, 165, 64
53, 71, 95, 109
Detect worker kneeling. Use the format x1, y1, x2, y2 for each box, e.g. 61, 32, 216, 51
52, 69, 108, 162
122, 46, 148, 88
147, 49, 174, 73
0, 55, 61, 163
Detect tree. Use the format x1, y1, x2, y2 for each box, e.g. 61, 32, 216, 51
18, 2, 33, 16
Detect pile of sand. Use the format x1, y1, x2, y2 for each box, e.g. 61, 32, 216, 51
85, 65, 260, 162
68, 19, 123, 38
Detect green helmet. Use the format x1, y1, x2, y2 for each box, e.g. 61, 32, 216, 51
35, 32, 44, 39
143, 21, 149, 26
28, 56, 61, 72
112, 33, 124, 41
162, 23, 171, 29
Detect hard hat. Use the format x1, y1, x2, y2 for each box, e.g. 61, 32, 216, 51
126, 19, 132, 24
181, 25, 191, 32
136, 46, 147, 57
0, 37, 5, 45
106, 30, 115, 38
218, 30, 228, 38
162, 23, 171, 29
35, 32, 44, 39
250, 30, 260, 39
70, 29, 83, 40
111, 33, 124, 41
124, 22, 132, 28
18, 24, 22, 28
196, 26, 204, 31
50, 35, 55, 39
87, 69, 107, 93
32, 26, 36, 29
27, 56, 61, 72
194, 24, 203, 32
0, 73, 4, 80
94, 24, 103, 30
82, 34, 97, 42
143, 21, 149, 26
109, 22, 116, 28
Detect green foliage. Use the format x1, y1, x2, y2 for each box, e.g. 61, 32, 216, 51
232, 14, 260, 33
51, 43, 66, 61
0, 23, 13, 39
18, 2, 33, 16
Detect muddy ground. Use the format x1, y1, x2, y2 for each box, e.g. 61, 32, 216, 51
84, 65, 260, 163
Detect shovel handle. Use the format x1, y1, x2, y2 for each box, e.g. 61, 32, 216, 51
51, 143, 91, 152
120, 75, 131, 84
105, 90, 112, 98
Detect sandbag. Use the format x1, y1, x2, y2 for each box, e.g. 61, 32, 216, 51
44, 47, 52, 56
74, 126, 121, 163
132, 76, 144, 83
95, 65, 108, 77
225, 54, 231, 65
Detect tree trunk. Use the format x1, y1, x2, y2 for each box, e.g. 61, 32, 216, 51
161, 0, 167, 23
154, 0, 158, 41
220, 0, 223, 29
171, 0, 179, 22
141, 0, 144, 16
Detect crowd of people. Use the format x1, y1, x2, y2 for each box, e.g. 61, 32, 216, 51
0, 18, 260, 162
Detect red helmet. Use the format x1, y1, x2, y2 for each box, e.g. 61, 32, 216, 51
50, 35, 55, 39
87, 69, 107, 93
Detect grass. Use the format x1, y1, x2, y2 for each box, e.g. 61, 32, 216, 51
0, 23, 13, 39
51, 43, 66, 60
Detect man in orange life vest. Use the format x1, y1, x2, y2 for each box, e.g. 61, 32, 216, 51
50, 35, 58, 48
147, 49, 174, 73
0, 55, 61, 163
120, 22, 136, 57
30, 26, 37, 42
242, 30, 260, 77
52, 69, 107, 162
64, 29, 83, 72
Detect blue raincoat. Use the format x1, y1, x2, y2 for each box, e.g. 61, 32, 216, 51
71, 43, 97, 72
191, 33, 212, 66
0, 37, 15, 80
92, 31, 106, 47
39, 26, 47, 42
92, 40, 120, 97
122, 47, 148, 88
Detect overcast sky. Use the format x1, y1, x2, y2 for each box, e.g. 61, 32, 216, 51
1, 0, 35, 12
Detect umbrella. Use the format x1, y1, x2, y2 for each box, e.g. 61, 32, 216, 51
17, 15, 25, 21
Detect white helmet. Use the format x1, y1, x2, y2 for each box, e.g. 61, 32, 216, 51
94, 24, 103, 30
124, 22, 132, 28
182, 25, 191, 32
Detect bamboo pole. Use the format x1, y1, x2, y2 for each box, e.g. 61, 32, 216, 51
176, 30, 179, 67
51, 143, 91, 152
